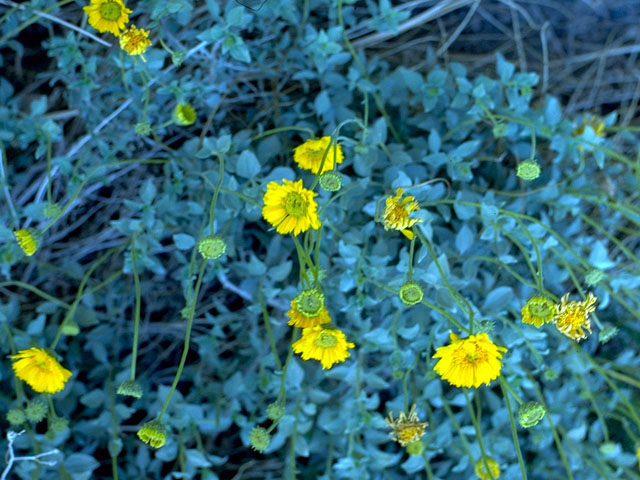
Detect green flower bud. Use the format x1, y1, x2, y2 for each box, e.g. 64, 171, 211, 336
137, 419, 168, 448
198, 235, 227, 260
398, 282, 423, 306
266, 401, 285, 422
492, 123, 507, 138
172, 51, 186, 66
585, 269, 604, 287
518, 401, 546, 428
25, 400, 47, 423
117, 380, 143, 398
319, 171, 342, 192
599, 442, 618, 456
392, 369, 404, 380
249, 426, 270, 453
599, 325, 618, 344
476, 319, 495, 334
516, 160, 541, 181
43, 202, 62, 219
61, 318, 80, 336
405, 440, 425, 456
48, 416, 69, 433
134, 122, 152, 136
543, 368, 559, 381
6, 408, 26, 426
520, 85, 532, 96
173, 103, 196, 126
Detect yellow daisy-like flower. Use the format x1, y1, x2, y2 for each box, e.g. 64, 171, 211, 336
293, 136, 344, 174
14, 229, 39, 256
119, 24, 151, 59
292, 325, 355, 369
383, 188, 422, 240
262, 179, 321, 236
474, 457, 500, 479
385, 404, 428, 446
173, 103, 196, 126
12, 347, 72, 394
83, 0, 131, 36
521, 295, 557, 327
287, 289, 331, 328
573, 114, 606, 138
553, 292, 597, 341
433, 333, 507, 388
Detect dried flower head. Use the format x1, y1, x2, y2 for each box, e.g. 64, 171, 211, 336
319, 171, 342, 192
383, 188, 422, 239
385, 404, 428, 446
117, 380, 143, 398
83, 0, 131, 36
293, 136, 344, 174
433, 333, 507, 388
554, 292, 597, 341
262, 179, 321, 236
12, 347, 72, 394
292, 325, 355, 370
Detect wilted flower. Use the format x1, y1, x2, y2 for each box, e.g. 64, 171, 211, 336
383, 188, 421, 239
553, 292, 597, 341
385, 404, 428, 447
119, 24, 151, 59
521, 296, 557, 327
474, 457, 500, 479
293, 136, 344, 174
137, 419, 168, 448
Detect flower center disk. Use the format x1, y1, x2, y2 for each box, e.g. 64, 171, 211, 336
99, 1, 122, 21
314, 331, 338, 348
284, 192, 308, 218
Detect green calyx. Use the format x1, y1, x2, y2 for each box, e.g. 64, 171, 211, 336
295, 289, 324, 317
399, 282, 423, 306
518, 401, 546, 428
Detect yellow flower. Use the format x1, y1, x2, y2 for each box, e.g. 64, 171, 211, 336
137, 419, 168, 448
119, 24, 151, 59
262, 179, 321, 235
385, 404, 428, 446
521, 296, 557, 327
293, 136, 344, 174
14, 229, 39, 256
553, 292, 597, 341
292, 325, 355, 369
433, 333, 507, 388
383, 188, 422, 240
636, 445, 640, 471
12, 347, 72, 394
173, 103, 196, 126
474, 457, 500, 479
287, 289, 331, 328
83, 0, 131, 36
573, 114, 606, 138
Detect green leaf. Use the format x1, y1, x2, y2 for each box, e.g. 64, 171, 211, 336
236, 150, 261, 178
173, 233, 195, 250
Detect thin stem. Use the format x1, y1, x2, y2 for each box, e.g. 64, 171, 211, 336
251, 126, 315, 141
463, 390, 496, 480
129, 236, 142, 381
159, 260, 207, 419
258, 276, 283, 371
209, 153, 225, 234
499, 378, 528, 480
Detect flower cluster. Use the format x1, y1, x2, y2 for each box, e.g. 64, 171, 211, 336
83, 0, 151, 59
521, 292, 597, 342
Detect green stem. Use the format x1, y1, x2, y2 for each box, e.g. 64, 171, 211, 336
159, 260, 207, 419
209, 153, 225, 234
407, 235, 415, 281
258, 276, 283, 371
463, 390, 497, 480
498, 378, 528, 480
251, 126, 315, 142
129, 236, 142, 381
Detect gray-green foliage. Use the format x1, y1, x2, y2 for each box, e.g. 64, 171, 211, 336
1, 1, 639, 479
